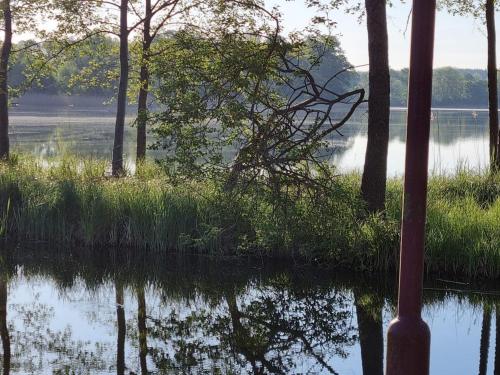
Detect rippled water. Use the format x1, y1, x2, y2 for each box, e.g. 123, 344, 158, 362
0, 249, 498, 374
8, 101, 491, 175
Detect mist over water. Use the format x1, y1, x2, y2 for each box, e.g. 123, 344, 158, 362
8, 97, 491, 175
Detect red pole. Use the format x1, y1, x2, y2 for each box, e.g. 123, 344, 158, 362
386, 0, 436, 374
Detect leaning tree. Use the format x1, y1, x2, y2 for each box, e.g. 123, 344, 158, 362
150, 5, 365, 193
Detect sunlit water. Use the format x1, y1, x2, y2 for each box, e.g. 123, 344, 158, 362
3, 101, 495, 374
0, 250, 498, 374
8, 103, 491, 176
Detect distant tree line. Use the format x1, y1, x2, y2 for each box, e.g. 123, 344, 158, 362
8, 34, 359, 99
9, 37, 118, 97
359, 67, 497, 108
10, 37, 500, 111
0, 0, 366, 178
0, 0, 498, 209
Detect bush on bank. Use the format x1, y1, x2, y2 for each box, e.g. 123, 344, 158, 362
0, 155, 499, 278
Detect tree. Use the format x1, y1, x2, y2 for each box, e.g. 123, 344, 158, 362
54, 0, 136, 175
363, 67, 494, 108
135, 0, 153, 163
49, 35, 118, 96
134, 0, 205, 163
360, 0, 390, 213
390, 68, 409, 107
150, 16, 364, 191
486, 0, 499, 171
113, 0, 129, 177
433, 67, 469, 105
0, 0, 12, 160
331, 0, 391, 212
55, 0, 216, 173
0, 0, 51, 159
442, 0, 500, 171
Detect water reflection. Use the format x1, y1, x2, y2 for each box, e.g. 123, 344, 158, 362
152, 283, 357, 374
354, 290, 384, 375
479, 307, 492, 375
495, 311, 500, 375
0, 274, 10, 375
1, 272, 113, 373
137, 286, 148, 375
8, 106, 492, 175
116, 281, 126, 375
0, 250, 499, 374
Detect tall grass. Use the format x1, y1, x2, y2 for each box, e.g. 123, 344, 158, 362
0, 154, 499, 278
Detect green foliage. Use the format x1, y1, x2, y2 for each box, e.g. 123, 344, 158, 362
150, 28, 363, 189
360, 67, 494, 107
0, 157, 499, 278
425, 197, 500, 278
9, 36, 119, 97
433, 67, 482, 106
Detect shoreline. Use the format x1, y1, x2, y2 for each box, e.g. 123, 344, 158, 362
0, 154, 498, 279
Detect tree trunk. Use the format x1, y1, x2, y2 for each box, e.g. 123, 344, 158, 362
112, 0, 129, 176
0, 0, 12, 160
354, 292, 384, 375
479, 307, 492, 375
136, 0, 152, 163
0, 275, 10, 375
486, 0, 500, 172
361, 0, 390, 212
116, 283, 126, 375
137, 287, 148, 375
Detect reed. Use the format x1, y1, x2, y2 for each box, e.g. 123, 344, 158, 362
0, 154, 499, 278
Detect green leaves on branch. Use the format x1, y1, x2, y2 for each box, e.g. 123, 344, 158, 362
150, 23, 364, 192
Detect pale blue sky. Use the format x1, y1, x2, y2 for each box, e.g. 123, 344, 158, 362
266, 0, 496, 70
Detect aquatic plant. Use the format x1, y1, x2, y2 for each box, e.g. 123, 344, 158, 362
0, 154, 499, 278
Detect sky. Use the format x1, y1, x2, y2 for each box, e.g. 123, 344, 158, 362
265, 0, 495, 70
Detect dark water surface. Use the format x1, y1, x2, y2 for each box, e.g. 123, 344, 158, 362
8, 96, 492, 175
0, 249, 498, 374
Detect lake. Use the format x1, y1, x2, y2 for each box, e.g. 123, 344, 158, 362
3, 99, 495, 374
0, 248, 498, 374
8, 99, 492, 175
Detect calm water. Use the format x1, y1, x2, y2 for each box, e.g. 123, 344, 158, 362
0, 249, 499, 374
8, 102, 491, 175
4, 102, 495, 373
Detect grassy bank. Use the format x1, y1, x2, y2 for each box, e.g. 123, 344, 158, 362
0, 155, 499, 278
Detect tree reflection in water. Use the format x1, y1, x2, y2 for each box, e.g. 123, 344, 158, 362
147, 276, 357, 374
3, 284, 112, 373
478, 306, 492, 375
116, 281, 126, 375
495, 309, 500, 375
137, 285, 148, 375
0, 274, 10, 375
354, 290, 384, 375
1, 250, 500, 374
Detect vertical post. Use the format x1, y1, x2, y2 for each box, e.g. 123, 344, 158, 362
385, 0, 436, 374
